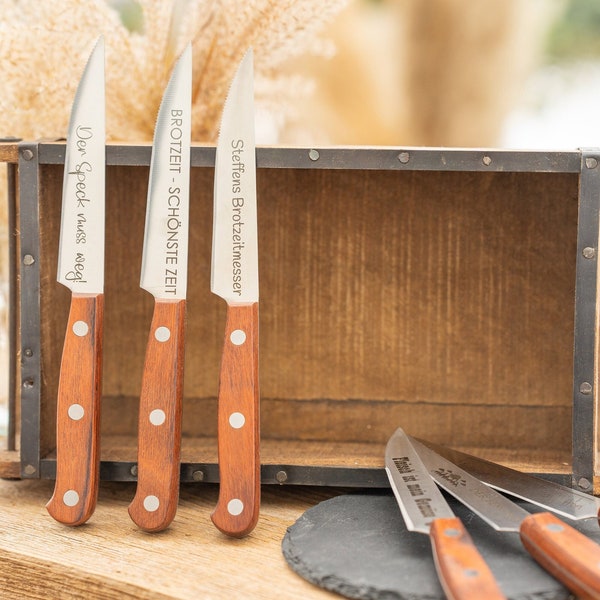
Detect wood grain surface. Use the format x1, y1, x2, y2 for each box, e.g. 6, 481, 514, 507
46, 293, 103, 526
429, 517, 507, 600
14, 160, 582, 482
0, 478, 339, 600
520, 511, 600, 599
212, 302, 260, 537
129, 299, 185, 532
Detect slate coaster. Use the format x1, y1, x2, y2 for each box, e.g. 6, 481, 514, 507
282, 491, 600, 600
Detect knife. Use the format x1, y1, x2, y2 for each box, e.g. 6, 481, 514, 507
419, 439, 600, 521
210, 49, 260, 538
411, 436, 600, 599
46, 36, 105, 526
385, 428, 507, 599
127, 44, 192, 532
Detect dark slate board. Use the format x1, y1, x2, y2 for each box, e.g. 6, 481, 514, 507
282, 491, 600, 600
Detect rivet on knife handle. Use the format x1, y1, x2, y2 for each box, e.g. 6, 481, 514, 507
520, 512, 600, 599
430, 517, 507, 600
411, 437, 600, 600
385, 428, 507, 599
211, 303, 260, 537
128, 44, 191, 532
128, 300, 185, 531
46, 294, 103, 525
211, 49, 260, 537
49, 36, 105, 526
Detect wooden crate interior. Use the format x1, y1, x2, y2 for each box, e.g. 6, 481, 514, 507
30, 156, 579, 475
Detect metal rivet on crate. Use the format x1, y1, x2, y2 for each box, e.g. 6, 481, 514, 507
583, 247, 596, 259
130, 464, 138, 477
308, 149, 320, 161
276, 470, 288, 483
21, 148, 34, 161
23, 254, 35, 266
398, 152, 410, 164
585, 157, 598, 169
578, 477, 592, 490
23, 464, 36, 475
192, 470, 204, 482
23, 348, 33, 358
580, 382, 593, 395
482, 156, 492, 166
22, 378, 34, 389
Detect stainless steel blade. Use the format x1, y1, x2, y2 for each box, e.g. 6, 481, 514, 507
420, 439, 600, 520
140, 44, 192, 300
413, 438, 600, 599
385, 428, 455, 534
57, 36, 105, 294
410, 437, 542, 532
211, 49, 258, 305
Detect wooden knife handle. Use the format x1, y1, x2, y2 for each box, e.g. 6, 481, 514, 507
211, 302, 260, 537
128, 299, 185, 532
46, 293, 104, 526
520, 511, 600, 599
429, 517, 507, 600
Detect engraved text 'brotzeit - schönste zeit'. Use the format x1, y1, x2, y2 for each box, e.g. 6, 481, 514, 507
231, 139, 246, 297
164, 109, 185, 295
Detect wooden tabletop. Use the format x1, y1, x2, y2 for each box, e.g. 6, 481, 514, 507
0, 478, 343, 599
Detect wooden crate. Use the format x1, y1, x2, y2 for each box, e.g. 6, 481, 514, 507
1, 141, 598, 493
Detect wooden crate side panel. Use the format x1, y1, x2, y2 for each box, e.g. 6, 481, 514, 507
35, 165, 579, 452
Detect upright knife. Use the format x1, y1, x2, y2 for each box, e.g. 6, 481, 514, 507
411, 436, 600, 599
211, 49, 260, 537
420, 440, 600, 521
385, 428, 507, 599
128, 44, 192, 532
47, 36, 105, 526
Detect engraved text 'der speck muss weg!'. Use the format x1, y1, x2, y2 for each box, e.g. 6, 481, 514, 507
65, 125, 95, 283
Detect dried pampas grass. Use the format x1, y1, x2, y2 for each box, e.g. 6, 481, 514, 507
0, 0, 348, 143
0, 0, 348, 370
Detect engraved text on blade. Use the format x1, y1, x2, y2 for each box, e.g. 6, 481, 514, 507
231, 139, 247, 297
65, 125, 95, 283
164, 109, 185, 295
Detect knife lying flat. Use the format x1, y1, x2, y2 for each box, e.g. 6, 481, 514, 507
46, 36, 105, 526
411, 436, 600, 599
210, 49, 260, 538
128, 44, 192, 532
385, 428, 507, 599
419, 439, 600, 521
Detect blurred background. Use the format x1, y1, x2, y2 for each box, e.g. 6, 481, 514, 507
2, 0, 600, 446
277, 0, 600, 149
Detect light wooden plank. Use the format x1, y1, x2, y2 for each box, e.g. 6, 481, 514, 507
0, 478, 339, 599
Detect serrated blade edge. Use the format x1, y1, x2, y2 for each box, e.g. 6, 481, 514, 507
211, 49, 258, 305
140, 44, 192, 299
